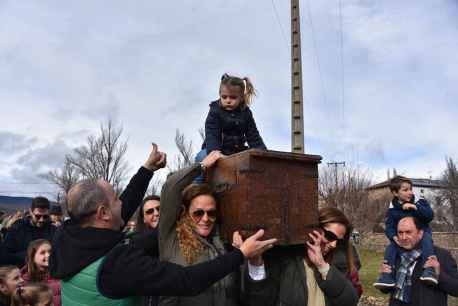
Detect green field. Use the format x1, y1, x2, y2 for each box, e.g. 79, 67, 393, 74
358, 248, 389, 301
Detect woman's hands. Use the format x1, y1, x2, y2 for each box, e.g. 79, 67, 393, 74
306, 230, 328, 270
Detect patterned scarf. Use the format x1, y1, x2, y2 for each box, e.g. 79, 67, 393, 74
393, 249, 421, 303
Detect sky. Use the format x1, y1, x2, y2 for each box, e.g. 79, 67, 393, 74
1, 0, 457, 198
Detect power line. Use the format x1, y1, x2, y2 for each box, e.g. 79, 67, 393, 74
304, 0, 328, 107
270, 0, 289, 52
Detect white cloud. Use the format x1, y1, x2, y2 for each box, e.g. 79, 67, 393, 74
0, 0, 457, 197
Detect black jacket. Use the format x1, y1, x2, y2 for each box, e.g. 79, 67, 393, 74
50, 166, 154, 279
202, 101, 266, 155
98, 229, 245, 298
388, 246, 458, 306
3, 217, 57, 266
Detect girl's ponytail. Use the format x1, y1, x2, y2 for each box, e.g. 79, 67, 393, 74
242, 77, 256, 106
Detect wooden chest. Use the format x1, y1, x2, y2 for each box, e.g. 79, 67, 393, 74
208, 149, 322, 245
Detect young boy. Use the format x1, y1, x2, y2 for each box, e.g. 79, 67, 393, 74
373, 176, 437, 290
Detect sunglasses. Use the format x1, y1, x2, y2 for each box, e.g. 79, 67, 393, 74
322, 229, 345, 245
34, 213, 49, 221
144, 207, 160, 215
191, 209, 217, 222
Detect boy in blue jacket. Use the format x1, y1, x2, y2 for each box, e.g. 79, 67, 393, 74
373, 175, 437, 290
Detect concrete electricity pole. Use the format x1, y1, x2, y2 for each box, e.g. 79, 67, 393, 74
291, 0, 305, 153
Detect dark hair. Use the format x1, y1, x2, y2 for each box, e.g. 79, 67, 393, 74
135, 195, 161, 233
49, 205, 62, 216
318, 207, 355, 272
31, 197, 50, 210
220, 73, 257, 107
399, 216, 422, 230
389, 175, 412, 193
11, 283, 52, 306
25, 239, 51, 282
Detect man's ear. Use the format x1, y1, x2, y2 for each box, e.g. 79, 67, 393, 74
95, 205, 111, 221
418, 229, 424, 240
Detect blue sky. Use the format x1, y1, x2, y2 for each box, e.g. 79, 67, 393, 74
1, 1, 457, 197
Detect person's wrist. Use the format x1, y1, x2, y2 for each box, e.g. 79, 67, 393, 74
315, 259, 328, 269
143, 163, 157, 172
249, 256, 264, 266
317, 262, 330, 273
199, 162, 207, 172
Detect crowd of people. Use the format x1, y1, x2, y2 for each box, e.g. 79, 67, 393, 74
0, 74, 456, 306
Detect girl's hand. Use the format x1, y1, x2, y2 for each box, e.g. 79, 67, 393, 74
306, 230, 327, 269
201, 150, 223, 169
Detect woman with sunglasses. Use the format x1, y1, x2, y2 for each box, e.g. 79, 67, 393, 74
135, 195, 161, 306
136, 195, 161, 233
158, 151, 245, 306
241, 207, 360, 306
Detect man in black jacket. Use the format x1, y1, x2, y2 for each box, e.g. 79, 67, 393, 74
3, 196, 57, 266
380, 216, 458, 306
50, 144, 276, 305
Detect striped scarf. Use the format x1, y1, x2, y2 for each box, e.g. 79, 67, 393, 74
393, 249, 421, 303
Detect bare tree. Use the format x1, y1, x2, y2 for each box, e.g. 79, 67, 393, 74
440, 156, 458, 230
147, 176, 164, 196
319, 164, 373, 230
168, 129, 196, 172
66, 119, 129, 193
41, 158, 80, 196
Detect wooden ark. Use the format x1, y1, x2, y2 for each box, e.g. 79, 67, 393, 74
208, 149, 322, 245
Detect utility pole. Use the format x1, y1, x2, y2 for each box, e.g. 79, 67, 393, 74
291, 0, 304, 153
327, 161, 346, 191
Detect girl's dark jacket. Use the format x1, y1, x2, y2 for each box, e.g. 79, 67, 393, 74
202, 101, 266, 155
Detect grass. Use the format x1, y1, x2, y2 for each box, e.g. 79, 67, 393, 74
358, 248, 389, 301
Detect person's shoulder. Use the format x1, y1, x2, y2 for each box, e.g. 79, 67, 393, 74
209, 100, 220, 109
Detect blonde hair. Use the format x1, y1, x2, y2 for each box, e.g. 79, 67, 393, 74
176, 184, 217, 265
11, 283, 52, 306
220, 73, 257, 107
0, 266, 20, 304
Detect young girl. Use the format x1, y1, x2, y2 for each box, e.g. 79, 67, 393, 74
11, 283, 53, 306
21, 240, 60, 306
0, 266, 24, 306
197, 73, 266, 160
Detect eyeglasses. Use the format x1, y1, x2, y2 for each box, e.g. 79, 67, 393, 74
322, 229, 345, 245
34, 213, 49, 221
191, 209, 217, 222
144, 207, 160, 215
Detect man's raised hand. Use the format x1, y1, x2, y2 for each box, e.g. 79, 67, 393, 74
144, 143, 167, 171
238, 229, 277, 259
